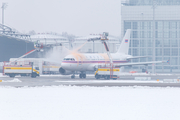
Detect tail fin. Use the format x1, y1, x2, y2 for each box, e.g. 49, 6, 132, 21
116, 29, 131, 54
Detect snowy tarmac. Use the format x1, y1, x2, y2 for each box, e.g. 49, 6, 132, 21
1, 74, 180, 120
1, 86, 180, 120
1, 74, 180, 87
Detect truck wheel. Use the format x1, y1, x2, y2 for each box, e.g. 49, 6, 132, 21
31, 73, 36, 78
9, 74, 15, 78
104, 76, 110, 80
95, 74, 99, 79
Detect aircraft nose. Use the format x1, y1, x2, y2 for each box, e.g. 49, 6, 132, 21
61, 62, 69, 70
61, 62, 65, 68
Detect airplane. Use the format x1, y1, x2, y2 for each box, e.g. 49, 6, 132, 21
59, 29, 164, 79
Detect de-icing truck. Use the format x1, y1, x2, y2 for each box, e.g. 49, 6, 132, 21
3, 61, 40, 78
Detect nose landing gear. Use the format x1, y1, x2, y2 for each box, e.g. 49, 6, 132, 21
71, 72, 75, 79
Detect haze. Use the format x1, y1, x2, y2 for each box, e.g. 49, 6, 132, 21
1, 0, 121, 36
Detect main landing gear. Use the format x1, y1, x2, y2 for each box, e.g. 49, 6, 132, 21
79, 73, 86, 79
71, 74, 75, 79
71, 72, 86, 79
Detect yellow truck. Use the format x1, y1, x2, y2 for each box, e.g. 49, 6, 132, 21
3, 62, 40, 78
95, 67, 120, 80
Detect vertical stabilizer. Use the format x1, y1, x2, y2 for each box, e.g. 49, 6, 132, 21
117, 29, 131, 54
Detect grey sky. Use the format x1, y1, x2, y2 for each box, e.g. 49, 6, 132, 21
2, 0, 121, 36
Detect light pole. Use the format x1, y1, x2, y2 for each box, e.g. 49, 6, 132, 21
152, 0, 157, 74
1, 3, 8, 25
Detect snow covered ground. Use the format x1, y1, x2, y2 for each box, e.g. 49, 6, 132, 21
1, 86, 180, 120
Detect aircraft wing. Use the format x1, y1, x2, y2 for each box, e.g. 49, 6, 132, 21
118, 61, 165, 67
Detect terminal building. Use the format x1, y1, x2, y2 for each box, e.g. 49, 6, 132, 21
121, 0, 180, 73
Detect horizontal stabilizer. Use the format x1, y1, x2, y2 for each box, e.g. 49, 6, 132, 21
127, 56, 151, 60
118, 61, 165, 67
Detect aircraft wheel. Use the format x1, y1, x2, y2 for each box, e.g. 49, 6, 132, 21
82, 74, 86, 78
79, 74, 82, 79
71, 75, 75, 79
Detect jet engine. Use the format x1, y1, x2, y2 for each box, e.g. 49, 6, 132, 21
59, 67, 73, 75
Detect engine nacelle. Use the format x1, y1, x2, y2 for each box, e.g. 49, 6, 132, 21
59, 67, 73, 75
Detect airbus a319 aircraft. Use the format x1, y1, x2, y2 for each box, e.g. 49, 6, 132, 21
59, 29, 164, 79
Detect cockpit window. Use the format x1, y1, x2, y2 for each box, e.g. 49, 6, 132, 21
63, 58, 75, 61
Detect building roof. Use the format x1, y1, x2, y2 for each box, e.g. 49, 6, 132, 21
31, 34, 68, 40
30, 34, 68, 45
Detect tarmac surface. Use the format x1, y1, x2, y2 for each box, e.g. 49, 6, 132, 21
1, 74, 180, 87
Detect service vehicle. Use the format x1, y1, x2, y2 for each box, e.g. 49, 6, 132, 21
3, 62, 40, 78
95, 67, 120, 80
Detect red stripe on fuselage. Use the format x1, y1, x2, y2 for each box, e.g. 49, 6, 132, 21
62, 60, 128, 64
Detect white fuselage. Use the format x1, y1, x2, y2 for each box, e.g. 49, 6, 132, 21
61, 53, 129, 72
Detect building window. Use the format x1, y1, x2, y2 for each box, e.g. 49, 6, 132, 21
124, 22, 131, 29
164, 22, 170, 29
132, 40, 139, 47
164, 32, 169, 38
140, 39, 146, 47
156, 21, 163, 30
164, 48, 170, 56
156, 66, 162, 69
147, 39, 152, 47
171, 48, 178, 56
147, 31, 152, 38
133, 31, 138, 38
163, 39, 170, 47
140, 58, 146, 62
171, 22, 177, 29
171, 57, 178, 65
164, 66, 170, 69
132, 48, 139, 56
171, 39, 178, 47
140, 48, 146, 56
147, 48, 152, 55
171, 31, 177, 38
141, 22, 144, 29
147, 22, 152, 29
132, 58, 138, 62
128, 48, 131, 55
133, 22, 138, 29
156, 39, 161, 47
156, 48, 162, 56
